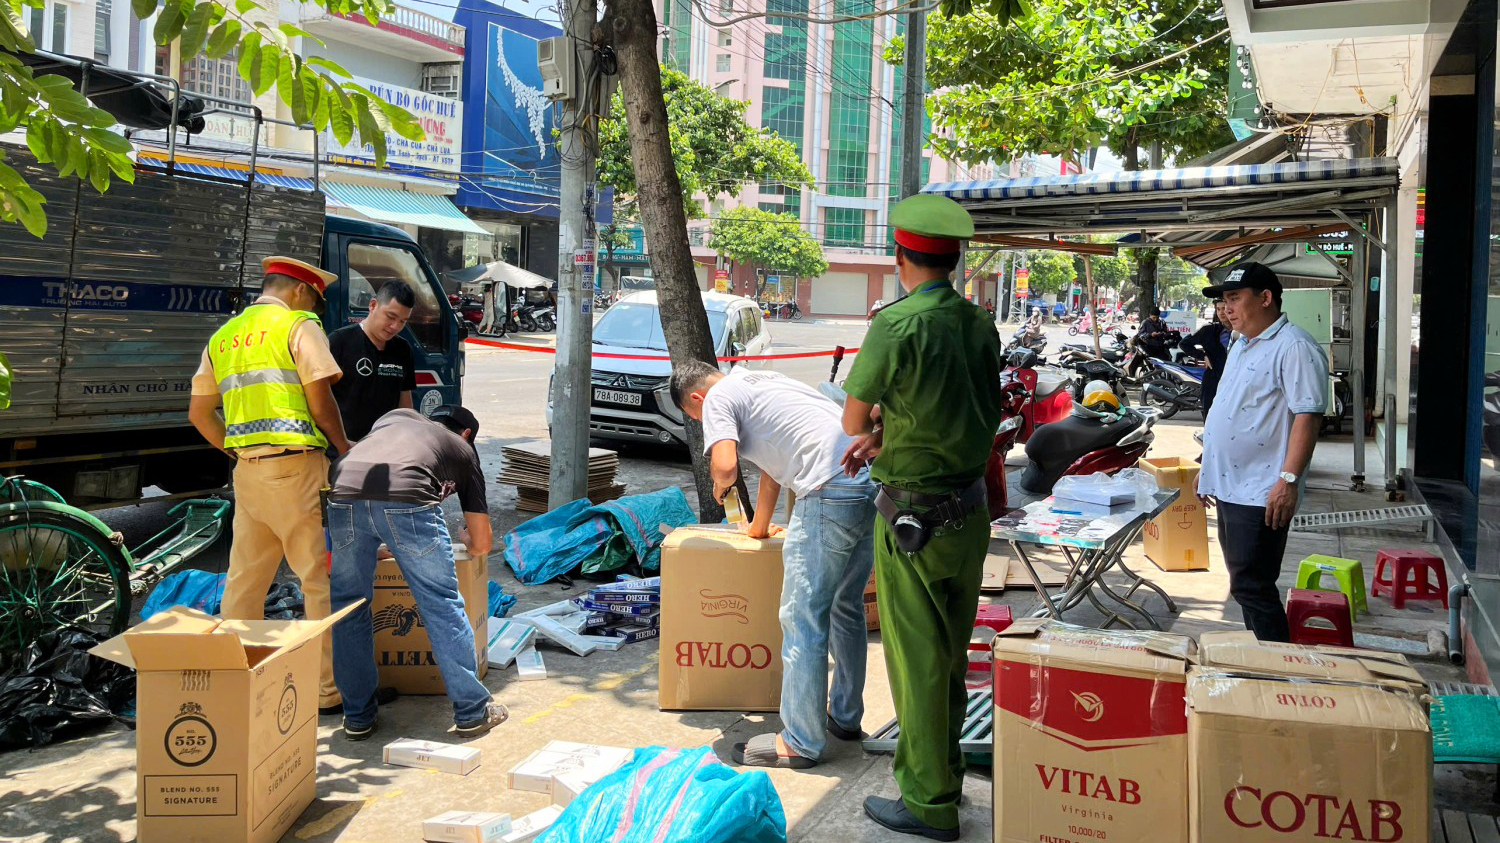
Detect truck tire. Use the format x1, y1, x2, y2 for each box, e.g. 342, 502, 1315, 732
150, 455, 232, 495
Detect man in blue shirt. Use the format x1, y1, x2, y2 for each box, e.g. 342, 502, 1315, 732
1196, 263, 1328, 641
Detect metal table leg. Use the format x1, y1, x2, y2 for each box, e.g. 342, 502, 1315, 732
1116, 555, 1177, 613
1012, 540, 1063, 619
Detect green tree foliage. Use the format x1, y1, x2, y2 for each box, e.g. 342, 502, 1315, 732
925, 0, 1233, 168
598, 68, 812, 220
1087, 251, 1131, 290
1023, 249, 1076, 295
0, 0, 422, 236
709, 206, 828, 280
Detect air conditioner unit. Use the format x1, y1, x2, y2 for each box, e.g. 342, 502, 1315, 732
537, 36, 573, 101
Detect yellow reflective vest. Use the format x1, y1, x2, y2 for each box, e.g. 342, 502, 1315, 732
207, 303, 329, 450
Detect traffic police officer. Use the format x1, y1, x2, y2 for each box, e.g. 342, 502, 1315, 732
188, 256, 353, 711
841, 194, 1004, 841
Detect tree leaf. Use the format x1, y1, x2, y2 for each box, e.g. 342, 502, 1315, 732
2, 1, 35, 52
88, 151, 111, 193
132, 0, 158, 21
179, 2, 220, 60
237, 29, 263, 82
25, 121, 49, 163
153, 0, 187, 45
305, 55, 351, 78
353, 95, 385, 164
204, 18, 241, 59
372, 97, 422, 141
328, 85, 354, 145
299, 66, 323, 129
234, 0, 258, 13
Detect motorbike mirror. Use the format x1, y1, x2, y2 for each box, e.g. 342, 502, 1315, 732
457, 319, 470, 340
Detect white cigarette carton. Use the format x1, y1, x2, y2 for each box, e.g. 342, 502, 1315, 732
515, 645, 547, 680
499, 806, 564, 843
551, 772, 589, 807
383, 738, 482, 775
486, 618, 536, 669
422, 811, 513, 843
508, 741, 633, 793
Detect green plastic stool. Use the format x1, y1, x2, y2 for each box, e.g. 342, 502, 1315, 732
1294, 554, 1367, 620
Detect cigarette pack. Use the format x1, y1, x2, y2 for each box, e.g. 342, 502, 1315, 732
383, 738, 482, 775
515, 645, 547, 680
577, 634, 624, 652
577, 599, 658, 616
422, 811, 513, 843
551, 772, 589, 807
611, 623, 659, 643
592, 577, 661, 593
508, 741, 634, 793
516, 599, 578, 619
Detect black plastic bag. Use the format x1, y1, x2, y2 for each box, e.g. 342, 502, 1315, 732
263, 580, 305, 620
0, 629, 134, 749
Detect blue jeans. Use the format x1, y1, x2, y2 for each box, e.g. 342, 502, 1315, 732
328, 499, 490, 726
778, 469, 877, 759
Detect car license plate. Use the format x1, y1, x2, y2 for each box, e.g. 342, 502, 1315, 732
594, 388, 641, 406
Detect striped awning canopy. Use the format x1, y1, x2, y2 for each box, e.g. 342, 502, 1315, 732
923, 158, 1399, 241
166, 162, 316, 190
322, 180, 487, 235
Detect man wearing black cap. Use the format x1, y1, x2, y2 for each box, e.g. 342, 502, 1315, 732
1197, 263, 1328, 641
326, 406, 507, 739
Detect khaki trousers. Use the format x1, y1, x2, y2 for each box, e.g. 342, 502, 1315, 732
221, 450, 338, 706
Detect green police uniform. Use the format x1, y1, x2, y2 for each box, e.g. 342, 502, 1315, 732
843, 193, 1004, 831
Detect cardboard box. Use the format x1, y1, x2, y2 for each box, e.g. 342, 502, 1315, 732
658, 525, 784, 711
993, 620, 1195, 843
383, 738, 482, 775
1138, 457, 1210, 571
423, 811, 513, 843
89, 605, 355, 843
1187, 670, 1431, 843
373, 551, 488, 694
863, 572, 879, 631
507, 741, 633, 793
1196, 631, 1427, 693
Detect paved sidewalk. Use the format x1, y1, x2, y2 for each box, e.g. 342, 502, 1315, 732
0, 421, 1485, 842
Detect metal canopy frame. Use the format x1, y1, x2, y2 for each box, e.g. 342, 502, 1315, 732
927, 158, 1401, 491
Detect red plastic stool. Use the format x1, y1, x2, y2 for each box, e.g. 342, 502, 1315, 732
968, 604, 1014, 672
1373, 549, 1449, 610
1286, 588, 1355, 647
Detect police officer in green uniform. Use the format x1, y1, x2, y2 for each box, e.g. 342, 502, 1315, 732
840, 193, 1004, 841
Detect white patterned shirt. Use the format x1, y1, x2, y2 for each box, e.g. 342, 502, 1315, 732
1198, 315, 1328, 507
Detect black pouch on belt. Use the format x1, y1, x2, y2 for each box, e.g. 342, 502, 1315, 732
875, 479, 987, 554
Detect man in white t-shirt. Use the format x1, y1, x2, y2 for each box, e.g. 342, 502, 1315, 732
671, 360, 877, 770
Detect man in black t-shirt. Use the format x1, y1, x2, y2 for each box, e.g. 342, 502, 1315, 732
329, 280, 418, 441
327, 406, 505, 740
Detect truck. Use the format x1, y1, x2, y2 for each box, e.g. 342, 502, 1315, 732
0, 148, 466, 507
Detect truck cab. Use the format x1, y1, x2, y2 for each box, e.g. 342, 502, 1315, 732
320, 216, 465, 415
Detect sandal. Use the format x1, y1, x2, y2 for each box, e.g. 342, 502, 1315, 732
732, 733, 817, 769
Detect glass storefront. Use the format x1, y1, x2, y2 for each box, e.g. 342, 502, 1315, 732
419, 220, 523, 279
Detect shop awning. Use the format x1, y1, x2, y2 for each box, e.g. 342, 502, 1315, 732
157, 161, 316, 190
924, 158, 1399, 238
322, 180, 487, 235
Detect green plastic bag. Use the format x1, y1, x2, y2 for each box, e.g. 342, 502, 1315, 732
0, 351, 11, 410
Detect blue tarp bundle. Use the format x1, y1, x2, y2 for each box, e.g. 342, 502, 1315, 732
537, 745, 786, 843
139, 569, 225, 620
502, 487, 695, 585
487, 580, 516, 617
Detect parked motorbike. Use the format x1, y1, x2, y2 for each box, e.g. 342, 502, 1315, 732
1001, 347, 1074, 444
988, 383, 1160, 509
1054, 331, 1131, 368
1140, 357, 1206, 419
1069, 357, 1130, 404
507, 299, 538, 333
532, 302, 557, 332
1005, 325, 1048, 355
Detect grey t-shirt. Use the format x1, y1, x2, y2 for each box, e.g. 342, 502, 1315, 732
700, 370, 853, 497
330, 409, 488, 513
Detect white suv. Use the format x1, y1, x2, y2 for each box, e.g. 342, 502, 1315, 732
547, 291, 774, 446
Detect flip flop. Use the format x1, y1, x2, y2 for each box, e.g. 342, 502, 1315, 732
732, 733, 817, 769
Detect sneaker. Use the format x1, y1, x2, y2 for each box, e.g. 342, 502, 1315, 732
320, 686, 399, 716
343, 717, 378, 742
454, 703, 510, 738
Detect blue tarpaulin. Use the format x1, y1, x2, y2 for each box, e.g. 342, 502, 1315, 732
537, 745, 786, 843
502, 488, 695, 584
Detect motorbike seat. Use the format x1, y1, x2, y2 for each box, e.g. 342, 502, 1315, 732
1018, 411, 1142, 495
1035, 369, 1072, 398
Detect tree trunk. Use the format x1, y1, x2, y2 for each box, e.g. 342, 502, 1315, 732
1135, 248, 1158, 320
1084, 255, 1100, 357
607, 0, 725, 520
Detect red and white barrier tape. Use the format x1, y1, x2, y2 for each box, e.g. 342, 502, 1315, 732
465, 336, 858, 362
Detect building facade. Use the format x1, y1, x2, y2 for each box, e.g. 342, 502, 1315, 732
658, 0, 982, 317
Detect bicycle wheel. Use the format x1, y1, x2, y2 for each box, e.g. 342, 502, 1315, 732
0, 507, 131, 655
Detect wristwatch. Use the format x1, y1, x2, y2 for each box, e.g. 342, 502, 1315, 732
1279, 471, 1299, 483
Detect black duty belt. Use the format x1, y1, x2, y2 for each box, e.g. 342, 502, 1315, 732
875, 478, 987, 553
236, 448, 314, 461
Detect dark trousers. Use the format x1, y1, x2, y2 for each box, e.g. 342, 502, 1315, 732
1216, 501, 1292, 642
1201, 367, 1221, 417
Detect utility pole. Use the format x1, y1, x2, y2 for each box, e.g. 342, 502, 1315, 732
899, 7, 926, 200
549, 0, 600, 509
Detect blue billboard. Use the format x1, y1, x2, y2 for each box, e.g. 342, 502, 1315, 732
454, 1, 562, 216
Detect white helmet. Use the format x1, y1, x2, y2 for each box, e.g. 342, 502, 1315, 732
1072, 379, 1125, 420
